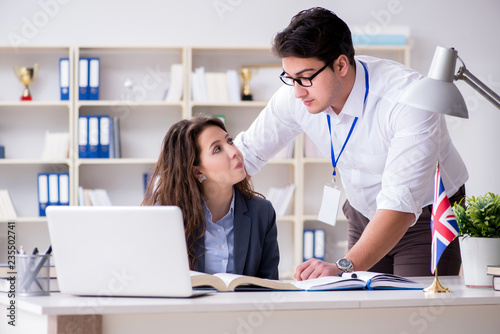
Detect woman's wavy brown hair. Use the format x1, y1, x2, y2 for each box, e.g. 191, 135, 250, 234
142, 116, 261, 270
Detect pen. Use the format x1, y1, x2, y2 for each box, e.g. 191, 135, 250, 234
20, 245, 52, 293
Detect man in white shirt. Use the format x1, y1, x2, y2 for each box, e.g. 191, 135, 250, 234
234, 7, 468, 279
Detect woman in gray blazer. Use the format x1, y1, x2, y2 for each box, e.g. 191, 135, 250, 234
143, 116, 279, 279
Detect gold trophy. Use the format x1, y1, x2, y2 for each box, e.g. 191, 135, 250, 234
240, 67, 253, 101
14, 63, 38, 101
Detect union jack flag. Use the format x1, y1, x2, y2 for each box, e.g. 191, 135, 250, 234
430, 165, 459, 274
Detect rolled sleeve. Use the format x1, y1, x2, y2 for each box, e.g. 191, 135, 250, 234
376, 104, 440, 222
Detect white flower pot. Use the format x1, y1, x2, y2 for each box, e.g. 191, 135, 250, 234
459, 236, 500, 288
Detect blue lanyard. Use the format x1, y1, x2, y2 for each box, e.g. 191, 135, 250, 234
327, 62, 369, 178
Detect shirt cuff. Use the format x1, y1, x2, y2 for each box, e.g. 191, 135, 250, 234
376, 186, 422, 225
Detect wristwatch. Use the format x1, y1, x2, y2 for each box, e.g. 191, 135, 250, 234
336, 258, 353, 274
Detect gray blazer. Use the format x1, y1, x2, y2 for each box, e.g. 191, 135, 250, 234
194, 189, 280, 279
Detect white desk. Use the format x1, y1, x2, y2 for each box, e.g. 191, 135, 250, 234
2, 276, 499, 334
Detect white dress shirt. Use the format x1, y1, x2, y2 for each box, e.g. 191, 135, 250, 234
235, 56, 468, 221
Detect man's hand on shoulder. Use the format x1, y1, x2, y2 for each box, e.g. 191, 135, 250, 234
294, 258, 339, 281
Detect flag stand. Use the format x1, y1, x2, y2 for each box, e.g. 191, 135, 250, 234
423, 268, 450, 293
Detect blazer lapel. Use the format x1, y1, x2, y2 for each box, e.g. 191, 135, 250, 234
233, 190, 251, 274
194, 237, 205, 273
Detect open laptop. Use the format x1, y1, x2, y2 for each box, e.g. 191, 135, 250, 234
46, 205, 209, 297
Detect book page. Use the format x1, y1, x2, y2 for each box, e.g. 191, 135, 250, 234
190, 271, 227, 291
342, 271, 424, 290
291, 276, 365, 291
214, 273, 299, 291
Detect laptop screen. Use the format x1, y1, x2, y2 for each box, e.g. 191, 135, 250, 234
47, 206, 197, 297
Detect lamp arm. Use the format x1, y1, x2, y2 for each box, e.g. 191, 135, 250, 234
456, 66, 500, 110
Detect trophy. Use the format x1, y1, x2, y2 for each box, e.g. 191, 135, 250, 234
240, 67, 254, 101
14, 63, 38, 101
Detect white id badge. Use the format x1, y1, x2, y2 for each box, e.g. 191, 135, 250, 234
317, 185, 342, 226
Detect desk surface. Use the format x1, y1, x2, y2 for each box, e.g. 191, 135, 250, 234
3, 276, 500, 316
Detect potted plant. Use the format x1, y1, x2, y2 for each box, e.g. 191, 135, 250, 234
453, 192, 500, 288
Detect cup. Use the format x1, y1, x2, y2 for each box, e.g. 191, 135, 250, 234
14, 64, 39, 101
16, 254, 51, 296
240, 67, 254, 101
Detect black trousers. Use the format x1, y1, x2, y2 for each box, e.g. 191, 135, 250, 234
343, 185, 465, 277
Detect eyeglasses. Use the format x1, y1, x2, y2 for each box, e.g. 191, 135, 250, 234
279, 60, 333, 87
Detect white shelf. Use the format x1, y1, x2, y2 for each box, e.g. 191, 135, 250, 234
0, 44, 411, 273
0, 217, 47, 223
76, 158, 157, 165
190, 101, 269, 108
0, 101, 71, 107
0, 159, 70, 165
77, 100, 183, 107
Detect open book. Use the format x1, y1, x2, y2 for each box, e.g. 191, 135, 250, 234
190, 271, 424, 292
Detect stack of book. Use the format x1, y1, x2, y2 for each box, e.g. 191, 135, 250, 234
79, 115, 121, 159
78, 187, 112, 206
0, 190, 17, 220
487, 265, 500, 291
266, 184, 295, 217
191, 67, 241, 103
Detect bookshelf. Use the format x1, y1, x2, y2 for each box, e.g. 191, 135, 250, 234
0, 46, 73, 223
0, 44, 410, 277
73, 46, 185, 207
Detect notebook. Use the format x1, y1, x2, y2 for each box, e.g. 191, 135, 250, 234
46, 205, 210, 297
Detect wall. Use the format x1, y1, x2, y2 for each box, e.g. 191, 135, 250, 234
1, 0, 499, 197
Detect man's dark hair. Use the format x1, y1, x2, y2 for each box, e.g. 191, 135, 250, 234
272, 7, 355, 66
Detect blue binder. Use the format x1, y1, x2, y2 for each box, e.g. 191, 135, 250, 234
303, 228, 326, 261
78, 58, 89, 100
88, 116, 99, 158
112, 116, 121, 158
88, 57, 100, 100
303, 229, 314, 262
99, 115, 110, 158
314, 229, 326, 261
37, 173, 49, 216
78, 116, 89, 158
58, 173, 70, 206
48, 173, 60, 207
59, 58, 70, 100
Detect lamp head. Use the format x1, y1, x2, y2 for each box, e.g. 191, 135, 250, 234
399, 46, 469, 119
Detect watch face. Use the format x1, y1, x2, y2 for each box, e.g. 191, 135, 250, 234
338, 258, 350, 268
337, 258, 353, 272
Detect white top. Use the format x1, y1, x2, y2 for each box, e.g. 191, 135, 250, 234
235, 56, 468, 221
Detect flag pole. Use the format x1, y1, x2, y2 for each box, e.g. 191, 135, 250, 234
423, 267, 450, 293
